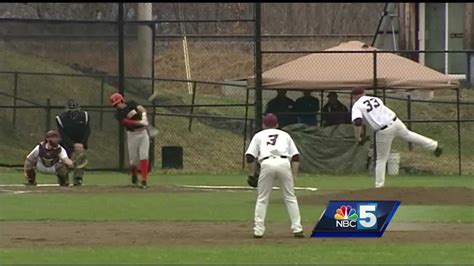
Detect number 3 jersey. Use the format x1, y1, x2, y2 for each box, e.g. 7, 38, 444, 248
351, 95, 396, 131
245, 128, 299, 162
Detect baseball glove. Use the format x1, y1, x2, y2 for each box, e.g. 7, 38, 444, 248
247, 173, 259, 188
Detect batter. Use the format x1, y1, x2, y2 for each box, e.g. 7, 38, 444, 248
110, 93, 150, 188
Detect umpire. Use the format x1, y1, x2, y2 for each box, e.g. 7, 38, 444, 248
55, 99, 91, 186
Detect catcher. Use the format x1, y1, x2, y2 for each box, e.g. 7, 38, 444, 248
56, 99, 90, 186
24, 130, 75, 186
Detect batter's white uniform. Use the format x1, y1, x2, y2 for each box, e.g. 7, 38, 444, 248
26, 144, 69, 174
352, 95, 438, 188
245, 128, 303, 236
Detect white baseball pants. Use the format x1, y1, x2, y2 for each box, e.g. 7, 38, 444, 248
254, 157, 303, 236
126, 129, 150, 166
374, 119, 438, 188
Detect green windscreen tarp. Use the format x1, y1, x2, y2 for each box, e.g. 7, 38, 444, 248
283, 123, 370, 174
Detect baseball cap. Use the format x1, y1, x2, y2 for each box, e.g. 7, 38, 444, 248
262, 113, 278, 128
351, 87, 365, 96
327, 92, 337, 98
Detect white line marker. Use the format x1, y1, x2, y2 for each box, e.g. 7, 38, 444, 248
178, 185, 318, 192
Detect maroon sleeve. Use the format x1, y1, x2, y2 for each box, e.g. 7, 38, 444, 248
120, 117, 141, 127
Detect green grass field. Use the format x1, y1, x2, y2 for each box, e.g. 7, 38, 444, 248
0, 170, 473, 264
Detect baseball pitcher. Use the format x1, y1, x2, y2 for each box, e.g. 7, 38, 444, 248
56, 99, 90, 186
110, 93, 150, 188
245, 113, 304, 239
351, 87, 443, 188
24, 130, 74, 186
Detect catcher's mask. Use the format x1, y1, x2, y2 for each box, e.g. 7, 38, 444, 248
45, 130, 61, 147
65, 99, 81, 119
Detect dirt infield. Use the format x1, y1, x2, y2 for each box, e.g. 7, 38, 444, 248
1, 221, 472, 248
298, 187, 474, 206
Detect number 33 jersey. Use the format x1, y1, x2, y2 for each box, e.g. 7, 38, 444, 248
245, 128, 299, 162
351, 95, 396, 131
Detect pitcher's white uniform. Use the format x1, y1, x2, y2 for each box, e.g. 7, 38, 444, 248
245, 128, 303, 237
352, 95, 438, 188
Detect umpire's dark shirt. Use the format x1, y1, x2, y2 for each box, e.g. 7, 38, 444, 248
265, 96, 297, 128
56, 111, 91, 155
321, 101, 350, 127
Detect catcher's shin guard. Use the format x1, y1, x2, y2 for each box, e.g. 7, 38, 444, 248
55, 163, 69, 186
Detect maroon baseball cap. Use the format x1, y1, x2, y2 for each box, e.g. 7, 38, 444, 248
351, 87, 365, 96
262, 113, 278, 128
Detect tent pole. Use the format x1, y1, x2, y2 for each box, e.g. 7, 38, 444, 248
320, 90, 324, 127
372, 51, 378, 184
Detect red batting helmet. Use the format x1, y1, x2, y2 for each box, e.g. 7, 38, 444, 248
110, 93, 124, 106
262, 113, 278, 128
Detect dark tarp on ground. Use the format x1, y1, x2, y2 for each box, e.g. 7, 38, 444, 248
282, 123, 370, 174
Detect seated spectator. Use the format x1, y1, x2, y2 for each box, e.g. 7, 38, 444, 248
265, 90, 297, 128
321, 92, 350, 127
294, 91, 320, 126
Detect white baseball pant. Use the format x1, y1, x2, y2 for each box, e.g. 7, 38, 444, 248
126, 129, 150, 166
254, 157, 303, 236
374, 118, 438, 188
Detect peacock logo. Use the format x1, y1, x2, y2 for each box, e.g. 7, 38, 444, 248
334, 205, 358, 220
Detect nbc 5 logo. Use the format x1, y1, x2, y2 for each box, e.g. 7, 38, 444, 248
334, 203, 378, 230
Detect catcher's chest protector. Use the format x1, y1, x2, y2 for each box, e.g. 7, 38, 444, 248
38, 142, 61, 167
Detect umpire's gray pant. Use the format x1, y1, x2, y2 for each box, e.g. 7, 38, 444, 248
126, 129, 149, 166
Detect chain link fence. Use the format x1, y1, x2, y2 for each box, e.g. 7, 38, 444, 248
0, 4, 472, 175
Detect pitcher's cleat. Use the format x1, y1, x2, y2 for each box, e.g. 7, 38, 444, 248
434, 146, 443, 157
294, 231, 305, 238
24, 181, 37, 186
253, 234, 263, 239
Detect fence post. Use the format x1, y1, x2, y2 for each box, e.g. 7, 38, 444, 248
456, 88, 461, 175
242, 87, 250, 170
45, 98, 51, 131
466, 52, 471, 85
99, 76, 105, 130
254, 3, 263, 131
407, 95, 413, 151
12, 72, 18, 128
188, 82, 197, 132
118, 3, 125, 171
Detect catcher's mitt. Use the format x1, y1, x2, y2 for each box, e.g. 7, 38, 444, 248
247, 173, 259, 188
